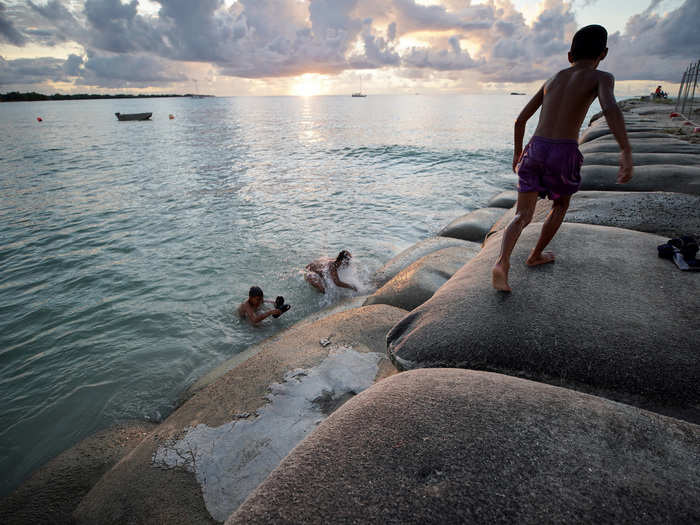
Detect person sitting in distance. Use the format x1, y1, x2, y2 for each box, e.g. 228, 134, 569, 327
238, 286, 282, 325
654, 85, 667, 98
305, 250, 358, 294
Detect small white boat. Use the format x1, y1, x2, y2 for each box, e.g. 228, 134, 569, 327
115, 112, 152, 121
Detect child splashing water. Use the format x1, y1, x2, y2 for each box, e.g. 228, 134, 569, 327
305, 250, 361, 295
492, 24, 633, 292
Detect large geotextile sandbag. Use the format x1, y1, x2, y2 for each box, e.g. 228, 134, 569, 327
580, 164, 700, 194
588, 115, 655, 127
564, 192, 700, 237
73, 305, 407, 525
585, 132, 673, 143
580, 140, 699, 154
487, 190, 518, 208
582, 152, 700, 166
0, 422, 157, 525
228, 369, 700, 525
387, 223, 700, 407
439, 207, 507, 242
588, 119, 657, 128
372, 237, 479, 287
364, 245, 480, 311
579, 126, 661, 144
486, 191, 700, 241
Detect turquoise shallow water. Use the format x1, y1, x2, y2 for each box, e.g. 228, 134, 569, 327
0, 94, 600, 496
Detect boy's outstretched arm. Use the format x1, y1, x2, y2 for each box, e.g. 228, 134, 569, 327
242, 303, 281, 325
513, 85, 544, 171
597, 72, 633, 183
330, 267, 357, 291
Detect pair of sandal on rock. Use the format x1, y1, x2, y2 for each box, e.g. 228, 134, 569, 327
658, 236, 700, 271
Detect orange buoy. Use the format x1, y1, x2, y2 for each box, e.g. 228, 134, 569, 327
169, 114, 174, 120
37, 117, 43, 122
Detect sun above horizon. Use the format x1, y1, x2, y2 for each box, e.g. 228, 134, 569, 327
291, 73, 324, 96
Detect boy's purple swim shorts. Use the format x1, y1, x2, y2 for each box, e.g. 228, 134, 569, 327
516, 136, 583, 200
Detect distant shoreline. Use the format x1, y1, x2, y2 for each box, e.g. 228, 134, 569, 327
0, 92, 213, 102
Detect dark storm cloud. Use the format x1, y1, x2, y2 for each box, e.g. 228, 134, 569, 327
0, 56, 69, 84
63, 52, 83, 75
83, 0, 150, 52
2, 0, 700, 88
390, 0, 493, 33
585, 0, 700, 82
348, 19, 400, 69
26, 0, 85, 45
155, 0, 233, 61
216, 0, 366, 77
478, 0, 575, 82
619, 0, 700, 58
0, 2, 27, 45
78, 50, 187, 86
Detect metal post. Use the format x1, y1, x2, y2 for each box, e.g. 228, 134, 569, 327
680, 62, 693, 115
680, 65, 688, 114
687, 61, 697, 115
675, 70, 686, 112
688, 60, 699, 121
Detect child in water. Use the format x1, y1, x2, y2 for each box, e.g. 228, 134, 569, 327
492, 24, 633, 292
238, 286, 282, 325
305, 250, 358, 294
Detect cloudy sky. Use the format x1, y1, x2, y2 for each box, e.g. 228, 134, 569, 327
0, 0, 697, 96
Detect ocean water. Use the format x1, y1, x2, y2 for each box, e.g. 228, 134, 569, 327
0, 94, 601, 496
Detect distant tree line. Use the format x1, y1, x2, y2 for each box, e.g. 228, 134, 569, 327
0, 92, 193, 102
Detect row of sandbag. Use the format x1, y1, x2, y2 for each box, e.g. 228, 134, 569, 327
229, 186, 700, 523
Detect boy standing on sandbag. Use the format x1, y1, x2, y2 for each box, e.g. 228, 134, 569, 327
492, 25, 633, 292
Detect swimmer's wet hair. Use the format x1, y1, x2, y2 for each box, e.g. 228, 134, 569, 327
249, 286, 263, 297
336, 250, 351, 265
570, 25, 607, 61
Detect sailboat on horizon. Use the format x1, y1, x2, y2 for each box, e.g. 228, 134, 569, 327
352, 76, 367, 97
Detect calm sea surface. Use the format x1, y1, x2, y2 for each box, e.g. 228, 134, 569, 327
0, 94, 601, 495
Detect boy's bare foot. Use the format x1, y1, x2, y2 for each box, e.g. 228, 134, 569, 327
526, 251, 555, 267
492, 264, 512, 292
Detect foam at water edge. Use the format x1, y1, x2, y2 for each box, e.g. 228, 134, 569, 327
152, 347, 382, 521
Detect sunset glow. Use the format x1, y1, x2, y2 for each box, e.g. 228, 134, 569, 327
291, 74, 325, 97
0, 1, 695, 96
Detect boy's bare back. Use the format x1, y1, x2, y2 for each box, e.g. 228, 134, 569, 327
535, 67, 611, 141
493, 24, 633, 292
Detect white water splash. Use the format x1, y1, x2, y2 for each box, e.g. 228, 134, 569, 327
153, 347, 382, 522
310, 258, 373, 308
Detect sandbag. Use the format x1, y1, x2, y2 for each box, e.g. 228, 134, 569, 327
580, 164, 700, 194
487, 190, 518, 208
387, 223, 700, 407
580, 140, 699, 155
579, 126, 661, 144
585, 132, 673, 142
229, 369, 700, 525
372, 237, 479, 287
364, 245, 479, 311
582, 152, 700, 166
486, 191, 700, 241
439, 207, 507, 242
